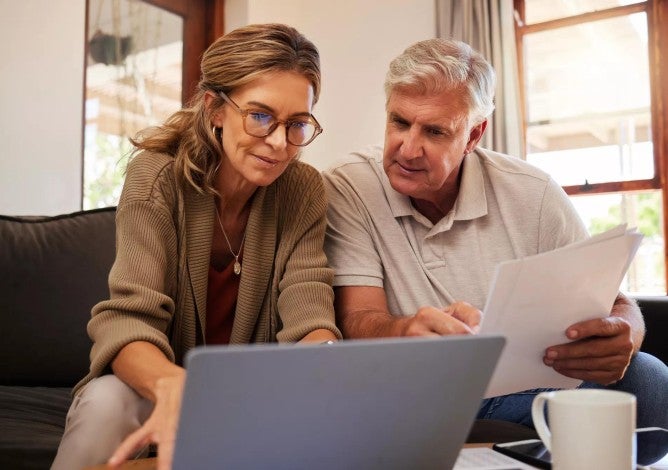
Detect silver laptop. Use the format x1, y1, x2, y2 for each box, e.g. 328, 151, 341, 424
172, 335, 505, 470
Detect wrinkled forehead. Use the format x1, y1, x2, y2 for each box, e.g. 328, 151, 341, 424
387, 85, 472, 124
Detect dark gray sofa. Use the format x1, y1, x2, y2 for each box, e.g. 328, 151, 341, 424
0, 208, 116, 469
0, 207, 666, 468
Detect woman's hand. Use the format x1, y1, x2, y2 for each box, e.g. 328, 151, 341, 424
108, 370, 186, 470
108, 341, 187, 470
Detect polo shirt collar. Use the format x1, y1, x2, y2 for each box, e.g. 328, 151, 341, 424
384, 151, 488, 223
382, 172, 414, 218
454, 151, 488, 221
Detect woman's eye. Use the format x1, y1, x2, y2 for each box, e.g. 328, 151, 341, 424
249, 112, 273, 125
289, 121, 308, 130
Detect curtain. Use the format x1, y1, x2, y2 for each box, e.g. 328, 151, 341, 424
436, 0, 523, 157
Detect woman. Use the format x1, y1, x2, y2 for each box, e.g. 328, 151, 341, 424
52, 23, 341, 470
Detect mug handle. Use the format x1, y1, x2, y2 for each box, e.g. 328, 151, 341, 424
531, 391, 554, 452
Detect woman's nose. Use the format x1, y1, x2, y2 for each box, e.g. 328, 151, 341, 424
265, 124, 288, 150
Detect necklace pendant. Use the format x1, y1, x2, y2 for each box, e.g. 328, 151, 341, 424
233, 260, 241, 275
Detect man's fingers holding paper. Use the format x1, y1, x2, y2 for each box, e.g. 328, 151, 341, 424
547, 352, 632, 384
564, 316, 632, 342
544, 317, 633, 384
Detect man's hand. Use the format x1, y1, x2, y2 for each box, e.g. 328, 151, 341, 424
335, 286, 482, 339
399, 301, 481, 337
544, 316, 634, 385
108, 371, 186, 470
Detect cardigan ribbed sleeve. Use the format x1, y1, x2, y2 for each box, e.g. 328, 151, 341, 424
82, 153, 180, 391
272, 163, 341, 342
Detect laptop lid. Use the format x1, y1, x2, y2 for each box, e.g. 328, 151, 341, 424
173, 335, 505, 470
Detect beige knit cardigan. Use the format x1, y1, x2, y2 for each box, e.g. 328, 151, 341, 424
76, 151, 340, 393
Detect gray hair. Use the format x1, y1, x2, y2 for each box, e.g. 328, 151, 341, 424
384, 38, 496, 125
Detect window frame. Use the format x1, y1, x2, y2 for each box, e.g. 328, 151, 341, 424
140, 0, 225, 104
513, 0, 668, 292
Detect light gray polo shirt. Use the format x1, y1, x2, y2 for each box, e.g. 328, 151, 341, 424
323, 145, 588, 314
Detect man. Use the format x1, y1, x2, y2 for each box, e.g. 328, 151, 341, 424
323, 38, 667, 429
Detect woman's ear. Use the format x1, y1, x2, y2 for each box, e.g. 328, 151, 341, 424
204, 91, 224, 128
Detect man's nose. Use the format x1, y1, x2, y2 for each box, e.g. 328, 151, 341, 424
400, 126, 423, 159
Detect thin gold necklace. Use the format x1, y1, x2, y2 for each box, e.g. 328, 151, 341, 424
215, 207, 247, 275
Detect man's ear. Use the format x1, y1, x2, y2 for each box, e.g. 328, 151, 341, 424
466, 119, 488, 153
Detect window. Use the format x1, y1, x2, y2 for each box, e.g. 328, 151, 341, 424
514, 0, 668, 294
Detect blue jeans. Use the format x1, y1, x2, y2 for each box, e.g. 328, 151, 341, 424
476, 352, 668, 429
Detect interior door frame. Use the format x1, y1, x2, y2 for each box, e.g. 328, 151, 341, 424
80, 0, 225, 208
141, 0, 226, 104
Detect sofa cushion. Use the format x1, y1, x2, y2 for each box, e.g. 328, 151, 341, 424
0, 208, 116, 387
0, 386, 71, 469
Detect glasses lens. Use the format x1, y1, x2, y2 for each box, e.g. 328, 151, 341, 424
287, 121, 317, 146
244, 111, 275, 137
243, 110, 320, 146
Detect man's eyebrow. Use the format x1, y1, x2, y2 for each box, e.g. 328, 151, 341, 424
388, 111, 449, 133
245, 101, 312, 118
424, 123, 447, 134
388, 111, 408, 121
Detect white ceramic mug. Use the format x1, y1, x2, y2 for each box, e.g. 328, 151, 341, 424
531, 389, 636, 470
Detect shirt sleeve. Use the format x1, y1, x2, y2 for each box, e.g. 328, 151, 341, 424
538, 176, 590, 252
322, 168, 385, 288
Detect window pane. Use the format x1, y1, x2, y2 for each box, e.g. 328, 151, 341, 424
84, 0, 183, 209
524, 13, 652, 186
526, 142, 653, 187
570, 191, 665, 294
523, 0, 644, 25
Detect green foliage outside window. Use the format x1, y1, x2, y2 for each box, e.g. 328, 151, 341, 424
588, 192, 664, 293
83, 133, 133, 209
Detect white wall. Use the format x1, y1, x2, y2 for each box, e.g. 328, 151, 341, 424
0, 0, 86, 215
0, 0, 433, 215
226, 0, 436, 170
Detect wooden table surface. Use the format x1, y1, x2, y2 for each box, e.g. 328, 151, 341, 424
85, 444, 494, 470
87, 458, 156, 470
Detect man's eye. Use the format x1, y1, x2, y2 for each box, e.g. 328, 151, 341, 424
427, 128, 445, 137
391, 117, 409, 128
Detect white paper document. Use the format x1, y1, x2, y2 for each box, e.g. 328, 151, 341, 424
480, 225, 643, 398
454, 447, 537, 469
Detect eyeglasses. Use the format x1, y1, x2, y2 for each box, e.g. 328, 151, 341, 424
219, 91, 323, 147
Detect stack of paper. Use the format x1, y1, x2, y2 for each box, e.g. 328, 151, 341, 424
480, 225, 643, 398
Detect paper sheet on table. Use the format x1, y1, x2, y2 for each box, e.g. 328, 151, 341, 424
480, 225, 643, 398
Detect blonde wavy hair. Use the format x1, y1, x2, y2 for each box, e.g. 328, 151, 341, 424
130, 23, 321, 195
